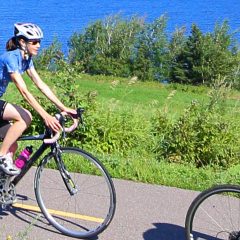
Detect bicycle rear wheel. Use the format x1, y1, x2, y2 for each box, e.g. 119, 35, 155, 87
34, 147, 116, 239
185, 184, 240, 240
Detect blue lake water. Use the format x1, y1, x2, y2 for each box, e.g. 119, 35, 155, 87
0, 0, 239, 54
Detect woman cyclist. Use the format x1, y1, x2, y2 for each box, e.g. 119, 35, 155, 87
0, 22, 76, 175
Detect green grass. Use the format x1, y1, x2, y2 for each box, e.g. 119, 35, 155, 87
4, 71, 240, 191
89, 150, 240, 192
75, 74, 240, 191
77, 76, 208, 108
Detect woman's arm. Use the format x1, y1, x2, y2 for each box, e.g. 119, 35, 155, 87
27, 68, 77, 116
10, 72, 62, 132
26, 68, 67, 111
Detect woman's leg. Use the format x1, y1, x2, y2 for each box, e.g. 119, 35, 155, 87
0, 121, 18, 158
0, 103, 32, 155
0, 103, 32, 175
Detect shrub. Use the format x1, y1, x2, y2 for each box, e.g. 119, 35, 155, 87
20, 68, 151, 156
152, 83, 240, 168
79, 102, 150, 155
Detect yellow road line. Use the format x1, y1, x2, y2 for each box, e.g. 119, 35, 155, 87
12, 203, 104, 223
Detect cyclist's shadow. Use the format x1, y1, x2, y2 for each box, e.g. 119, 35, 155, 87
143, 223, 185, 240
0, 194, 99, 240
143, 222, 219, 240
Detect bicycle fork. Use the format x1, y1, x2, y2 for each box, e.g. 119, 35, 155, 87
54, 151, 78, 196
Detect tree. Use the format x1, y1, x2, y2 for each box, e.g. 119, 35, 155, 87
170, 24, 204, 84
131, 15, 170, 81
169, 21, 240, 86
68, 14, 143, 76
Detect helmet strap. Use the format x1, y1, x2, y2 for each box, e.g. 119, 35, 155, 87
24, 48, 29, 60
19, 40, 30, 60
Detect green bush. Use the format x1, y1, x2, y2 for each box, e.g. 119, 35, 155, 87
80, 102, 150, 155
152, 85, 240, 168
19, 61, 87, 135
20, 68, 151, 156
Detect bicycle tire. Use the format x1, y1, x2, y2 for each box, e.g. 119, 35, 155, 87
34, 147, 116, 239
185, 184, 240, 240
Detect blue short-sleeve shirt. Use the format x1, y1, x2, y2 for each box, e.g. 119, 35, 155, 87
0, 49, 34, 97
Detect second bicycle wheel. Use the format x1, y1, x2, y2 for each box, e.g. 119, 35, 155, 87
185, 184, 240, 240
34, 147, 116, 239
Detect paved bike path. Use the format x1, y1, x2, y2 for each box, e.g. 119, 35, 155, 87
0, 168, 200, 240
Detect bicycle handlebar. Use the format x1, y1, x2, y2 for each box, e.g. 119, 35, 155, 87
43, 108, 84, 144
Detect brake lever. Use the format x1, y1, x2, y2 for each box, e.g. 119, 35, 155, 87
55, 113, 66, 138
77, 107, 85, 125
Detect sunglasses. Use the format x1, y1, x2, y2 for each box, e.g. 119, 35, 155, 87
28, 40, 41, 45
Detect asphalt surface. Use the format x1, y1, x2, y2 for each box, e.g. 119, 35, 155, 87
0, 167, 200, 240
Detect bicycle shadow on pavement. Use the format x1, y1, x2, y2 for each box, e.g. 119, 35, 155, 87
143, 223, 185, 240
0, 194, 99, 240
0, 194, 28, 218
0, 194, 60, 234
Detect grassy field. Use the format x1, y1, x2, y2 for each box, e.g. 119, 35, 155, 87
77, 75, 240, 191
4, 71, 240, 191
75, 74, 210, 117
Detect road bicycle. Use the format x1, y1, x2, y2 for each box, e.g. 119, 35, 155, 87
185, 184, 240, 240
0, 108, 116, 239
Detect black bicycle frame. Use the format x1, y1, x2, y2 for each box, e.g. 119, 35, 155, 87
3, 107, 84, 187
12, 134, 50, 186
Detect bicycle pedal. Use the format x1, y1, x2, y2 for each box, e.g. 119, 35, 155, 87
1, 203, 9, 210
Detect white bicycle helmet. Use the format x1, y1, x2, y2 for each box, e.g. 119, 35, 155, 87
14, 22, 43, 40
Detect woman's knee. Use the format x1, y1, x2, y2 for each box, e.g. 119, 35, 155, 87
17, 108, 32, 128
3, 103, 32, 127
21, 109, 32, 126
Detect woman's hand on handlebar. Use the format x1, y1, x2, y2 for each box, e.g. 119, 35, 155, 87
61, 107, 77, 118
43, 107, 81, 144
43, 113, 62, 132
45, 108, 77, 132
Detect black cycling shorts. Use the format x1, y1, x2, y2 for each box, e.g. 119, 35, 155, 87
0, 100, 11, 139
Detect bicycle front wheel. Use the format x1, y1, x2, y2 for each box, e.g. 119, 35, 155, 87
185, 184, 240, 240
34, 147, 116, 239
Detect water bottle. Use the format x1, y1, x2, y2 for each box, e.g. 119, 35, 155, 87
15, 146, 33, 169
